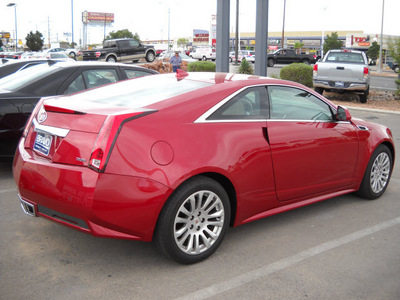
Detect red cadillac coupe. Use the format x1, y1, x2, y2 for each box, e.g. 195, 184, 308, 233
13, 71, 395, 264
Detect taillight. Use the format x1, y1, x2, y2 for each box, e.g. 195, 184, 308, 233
95, 51, 101, 58
313, 64, 318, 76
89, 111, 156, 172
363, 67, 369, 79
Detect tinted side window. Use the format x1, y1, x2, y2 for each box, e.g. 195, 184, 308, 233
65, 74, 86, 94
124, 69, 151, 79
82, 69, 118, 89
208, 86, 268, 120
129, 40, 139, 47
268, 86, 333, 121
118, 40, 131, 48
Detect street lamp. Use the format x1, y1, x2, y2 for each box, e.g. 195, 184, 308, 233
7, 3, 17, 51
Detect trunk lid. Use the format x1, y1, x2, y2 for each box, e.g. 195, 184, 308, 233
24, 95, 154, 169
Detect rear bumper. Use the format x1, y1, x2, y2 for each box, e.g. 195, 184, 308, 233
313, 80, 369, 92
13, 140, 172, 242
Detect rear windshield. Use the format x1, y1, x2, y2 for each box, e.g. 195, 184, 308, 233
325, 52, 365, 64
0, 63, 60, 91
71, 74, 212, 107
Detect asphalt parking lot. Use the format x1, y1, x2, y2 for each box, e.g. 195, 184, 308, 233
1, 108, 399, 300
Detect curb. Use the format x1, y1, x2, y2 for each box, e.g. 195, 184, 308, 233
345, 105, 400, 115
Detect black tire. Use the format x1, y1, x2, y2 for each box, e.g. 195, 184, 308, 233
69, 52, 76, 60
356, 144, 392, 200
394, 66, 399, 73
155, 176, 231, 264
268, 58, 274, 67
301, 59, 309, 65
106, 56, 116, 63
145, 51, 155, 62
359, 87, 369, 103
314, 87, 324, 95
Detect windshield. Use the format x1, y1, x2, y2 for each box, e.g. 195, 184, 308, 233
326, 52, 365, 64
0, 63, 60, 91
71, 74, 212, 108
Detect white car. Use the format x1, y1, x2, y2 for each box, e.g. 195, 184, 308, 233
45, 48, 81, 59
190, 47, 216, 61
159, 51, 197, 63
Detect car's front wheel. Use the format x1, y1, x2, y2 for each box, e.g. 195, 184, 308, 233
155, 176, 231, 264
356, 144, 392, 200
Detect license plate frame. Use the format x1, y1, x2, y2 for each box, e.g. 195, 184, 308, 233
335, 81, 345, 88
33, 132, 53, 156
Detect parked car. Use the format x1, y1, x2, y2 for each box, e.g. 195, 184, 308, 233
156, 49, 166, 57
46, 47, 81, 59
159, 51, 197, 63
0, 61, 158, 157
13, 71, 394, 264
190, 46, 216, 61
313, 49, 370, 103
391, 62, 399, 73
82, 38, 156, 63
5, 51, 23, 59
33, 52, 75, 61
267, 49, 317, 67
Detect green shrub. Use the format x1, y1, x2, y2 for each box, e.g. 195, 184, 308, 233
279, 63, 313, 87
238, 58, 254, 75
187, 61, 216, 72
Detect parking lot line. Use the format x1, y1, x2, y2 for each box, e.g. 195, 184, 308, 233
175, 216, 400, 300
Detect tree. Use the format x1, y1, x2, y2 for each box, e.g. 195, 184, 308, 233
105, 29, 140, 42
25, 31, 44, 51
323, 32, 343, 53
388, 37, 400, 66
177, 38, 189, 49
294, 42, 304, 54
388, 37, 400, 96
366, 41, 380, 61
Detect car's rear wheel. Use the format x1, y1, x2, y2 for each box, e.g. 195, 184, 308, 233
268, 58, 274, 67
106, 56, 116, 63
146, 51, 155, 62
301, 59, 309, 65
356, 144, 392, 200
314, 87, 324, 95
359, 87, 369, 103
155, 176, 230, 264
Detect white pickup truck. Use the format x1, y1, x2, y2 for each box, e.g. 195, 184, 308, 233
313, 49, 370, 103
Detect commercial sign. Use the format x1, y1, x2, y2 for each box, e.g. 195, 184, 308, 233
193, 29, 209, 45
0, 32, 10, 38
82, 11, 114, 24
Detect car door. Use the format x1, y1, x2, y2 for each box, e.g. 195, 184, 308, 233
266, 85, 359, 202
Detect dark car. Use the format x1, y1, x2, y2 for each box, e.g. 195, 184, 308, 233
0, 61, 158, 157
0, 58, 71, 79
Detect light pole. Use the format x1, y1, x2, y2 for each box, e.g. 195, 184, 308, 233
7, 3, 17, 51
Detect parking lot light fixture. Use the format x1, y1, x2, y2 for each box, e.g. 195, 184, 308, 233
7, 3, 17, 51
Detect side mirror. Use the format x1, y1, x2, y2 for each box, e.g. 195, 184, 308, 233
336, 106, 352, 121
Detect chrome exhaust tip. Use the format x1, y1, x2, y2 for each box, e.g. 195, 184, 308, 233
18, 195, 36, 217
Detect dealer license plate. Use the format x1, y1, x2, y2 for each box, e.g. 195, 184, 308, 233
33, 132, 53, 156
335, 81, 345, 87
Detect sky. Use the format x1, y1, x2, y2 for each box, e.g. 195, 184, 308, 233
1, 0, 399, 47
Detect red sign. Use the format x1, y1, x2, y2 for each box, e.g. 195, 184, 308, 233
86, 12, 114, 23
